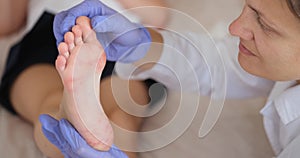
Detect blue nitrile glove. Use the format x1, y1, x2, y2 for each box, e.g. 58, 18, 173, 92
39, 114, 128, 158
53, 0, 152, 63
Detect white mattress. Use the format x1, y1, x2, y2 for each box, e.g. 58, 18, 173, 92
0, 0, 274, 157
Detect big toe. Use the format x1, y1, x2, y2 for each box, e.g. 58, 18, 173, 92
76, 16, 96, 42
76, 16, 93, 32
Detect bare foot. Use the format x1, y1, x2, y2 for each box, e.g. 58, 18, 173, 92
56, 16, 113, 151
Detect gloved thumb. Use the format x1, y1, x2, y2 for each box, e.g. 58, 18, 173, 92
53, 11, 69, 45
39, 114, 64, 149
58, 118, 83, 147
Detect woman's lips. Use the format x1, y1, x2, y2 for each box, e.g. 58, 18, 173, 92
239, 43, 256, 56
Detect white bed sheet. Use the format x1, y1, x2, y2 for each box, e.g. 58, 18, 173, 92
0, 0, 274, 157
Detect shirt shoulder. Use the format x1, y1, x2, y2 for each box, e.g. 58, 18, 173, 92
260, 81, 300, 155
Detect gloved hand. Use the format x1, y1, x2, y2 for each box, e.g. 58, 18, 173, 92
53, 0, 152, 63
39, 114, 128, 158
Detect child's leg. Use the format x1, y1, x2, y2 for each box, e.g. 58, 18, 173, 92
0, 0, 28, 36
9, 16, 148, 158
10, 64, 65, 157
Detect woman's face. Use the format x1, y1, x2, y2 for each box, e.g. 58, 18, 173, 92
229, 0, 300, 81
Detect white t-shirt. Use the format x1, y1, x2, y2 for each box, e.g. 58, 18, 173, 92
115, 30, 300, 157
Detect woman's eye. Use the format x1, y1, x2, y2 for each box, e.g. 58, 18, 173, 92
257, 16, 271, 32
257, 16, 266, 29
249, 5, 277, 35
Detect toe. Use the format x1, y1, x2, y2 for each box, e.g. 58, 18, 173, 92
72, 25, 83, 46
58, 42, 70, 58
76, 16, 96, 42
64, 32, 75, 51
55, 55, 67, 73
76, 16, 91, 29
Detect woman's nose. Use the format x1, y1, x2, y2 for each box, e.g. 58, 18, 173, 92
229, 7, 254, 41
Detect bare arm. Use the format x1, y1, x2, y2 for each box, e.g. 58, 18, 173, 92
0, 0, 28, 36
117, 0, 169, 28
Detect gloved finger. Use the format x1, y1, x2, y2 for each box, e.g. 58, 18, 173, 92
79, 144, 129, 158
108, 145, 129, 158
56, 1, 100, 42
58, 119, 105, 158
91, 14, 136, 34
58, 119, 128, 158
53, 11, 68, 45
76, 146, 107, 158
76, 144, 128, 158
67, 0, 115, 18
59, 0, 116, 36
91, 15, 114, 33
113, 28, 145, 45
92, 15, 144, 44
39, 114, 65, 149
59, 119, 84, 149
59, 14, 77, 37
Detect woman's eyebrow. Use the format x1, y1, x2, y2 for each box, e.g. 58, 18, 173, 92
248, 5, 266, 18
248, 4, 282, 35
248, 3, 277, 26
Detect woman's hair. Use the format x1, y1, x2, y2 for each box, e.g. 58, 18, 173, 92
287, 0, 300, 18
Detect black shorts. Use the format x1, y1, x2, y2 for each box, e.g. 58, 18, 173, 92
0, 12, 159, 115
